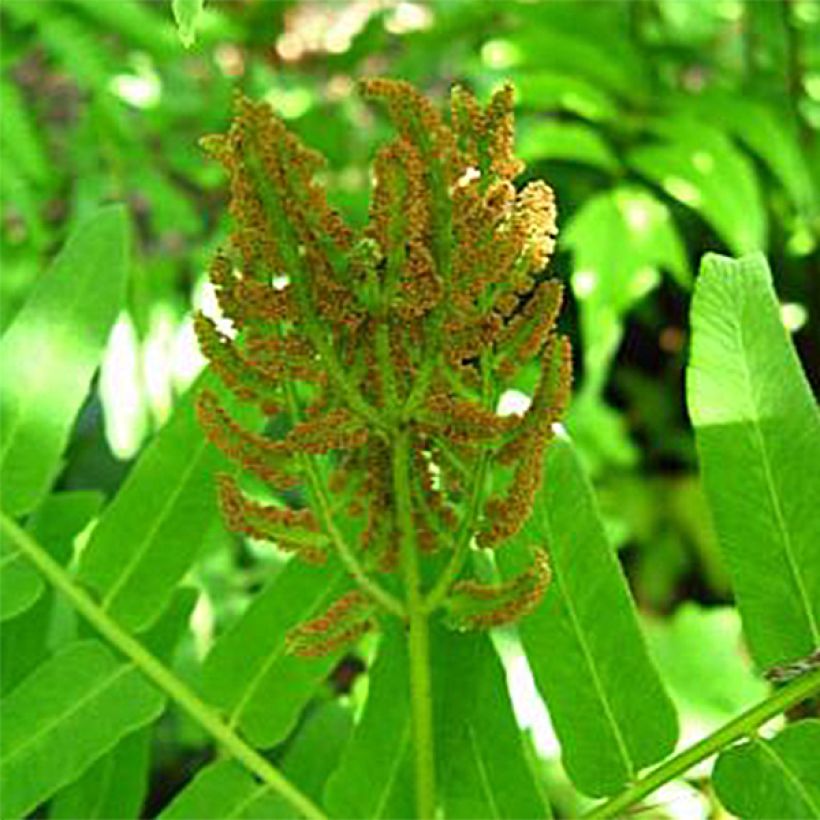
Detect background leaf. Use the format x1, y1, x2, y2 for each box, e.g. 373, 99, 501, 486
628, 120, 766, 254
497, 433, 679, 797
713, 720, 820, 819
0, 640, 164, 820
687, 253, 820, 668
0, 205, 129, 517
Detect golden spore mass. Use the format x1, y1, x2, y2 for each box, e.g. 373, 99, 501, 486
196, 79, 572, 653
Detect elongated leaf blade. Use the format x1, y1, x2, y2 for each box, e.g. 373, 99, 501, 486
1, 492, 103, 694
0, 535, 42, 621
432, 626, 551, 819
324, 624, 415, 819
713, 720, 820, 818
202, 559, 350, 749
1, 491, 102, 623
159, 760, 293, 819
687, 253, 820, 667
497, 433, 678, 797
78, 372, 256, 632
0, 205, 129, 517
0, 640, 164, 820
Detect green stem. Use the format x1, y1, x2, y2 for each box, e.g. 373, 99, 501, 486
392, 432, 437, 819
424, 449, 490, 613
585, 665, 820, 819
0, 512, 327, 820
279, 376, 405, 618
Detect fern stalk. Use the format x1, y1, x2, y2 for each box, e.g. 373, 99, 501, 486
0, 511, 327, 820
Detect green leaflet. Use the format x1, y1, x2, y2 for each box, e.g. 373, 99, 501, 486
1, 492, 103, 693
497, 433, 678, 797
78, 370, 257, 632
713, 720, 820, 818
159, 760, 294, 819
0, 640, 165, 820
628, 119, 766, 254
0, 205, 129, 517
1, 490, 102, 623
0, 534, 42, 622
687, 253, 820, 668
324, 624, 415, 819
431, 626, 551, 819
202, 558, 351, 749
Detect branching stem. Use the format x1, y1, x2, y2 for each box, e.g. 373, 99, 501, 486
0, 512, 327, 820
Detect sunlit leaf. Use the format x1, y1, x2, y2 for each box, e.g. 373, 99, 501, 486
713, 720, 820, 818
0, 205, 129, 517
0, 640, 164, 820
687, 253, 820, 667
279, 701, 353, 803
563, 185, 689, 395
497, 433, 679, 797
48, 731, 151, 820
516, 70, 618, 121
0, 492, 103, 694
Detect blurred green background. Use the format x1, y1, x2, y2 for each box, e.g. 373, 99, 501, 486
1, 1, 818, 815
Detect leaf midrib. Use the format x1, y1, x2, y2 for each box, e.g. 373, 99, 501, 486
98, 435, 210, 618
755, 736, 820, 816
546, 519, 636, 782
227, 567, 345, 730
735, 307, 820, 647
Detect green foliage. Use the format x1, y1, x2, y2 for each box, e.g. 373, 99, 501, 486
0, 640, 164, 820
713, 720, 820, 818
498, 436, 678, 797
1, 3, 819, 819
0, 206, 129, 517
688, 253, 820, 668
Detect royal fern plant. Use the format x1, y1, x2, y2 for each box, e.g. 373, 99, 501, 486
0, 80, 818, 820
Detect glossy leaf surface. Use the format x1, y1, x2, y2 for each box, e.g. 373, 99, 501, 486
687, 253, 820, 667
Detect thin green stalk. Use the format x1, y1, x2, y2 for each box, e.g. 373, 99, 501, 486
279, 355, 405, 618
424, 449, 489, 613
392, 431, 437, 819
585, 665, 820, 819
0, 512, 327, 820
